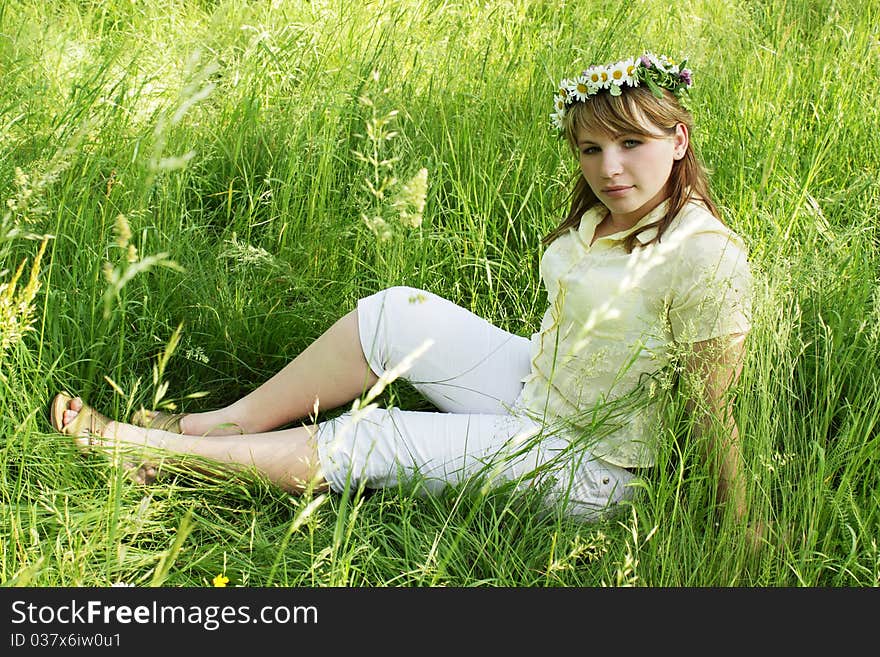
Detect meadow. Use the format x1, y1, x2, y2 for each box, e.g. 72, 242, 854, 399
1, 0, 878, 587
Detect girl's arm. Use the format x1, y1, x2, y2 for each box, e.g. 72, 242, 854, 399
681, 333, 754, 536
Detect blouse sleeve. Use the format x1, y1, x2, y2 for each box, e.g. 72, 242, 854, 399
667, 229, 753, 344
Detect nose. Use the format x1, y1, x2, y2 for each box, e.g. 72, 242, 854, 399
599, 148, 623, 178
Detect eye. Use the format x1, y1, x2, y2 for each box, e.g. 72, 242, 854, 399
580, 146, 599, 155
622, 139, 641, 148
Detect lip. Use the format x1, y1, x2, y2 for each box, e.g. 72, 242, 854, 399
602, 185, 633, 197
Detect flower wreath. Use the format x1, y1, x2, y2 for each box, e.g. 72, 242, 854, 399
551, 52, 693, 130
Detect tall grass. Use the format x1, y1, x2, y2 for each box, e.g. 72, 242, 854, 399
1, 0, 878, 586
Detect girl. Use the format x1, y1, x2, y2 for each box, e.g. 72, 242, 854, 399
52, 53, 754, 529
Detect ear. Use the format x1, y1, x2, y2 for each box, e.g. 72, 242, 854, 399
672, 122, 689, 160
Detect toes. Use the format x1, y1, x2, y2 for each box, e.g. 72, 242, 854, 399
123, 462, 158, 486
63, 408, 79, 429
70, 397, 83, 412
141, 464, 158, 484
135, 466, 157, 486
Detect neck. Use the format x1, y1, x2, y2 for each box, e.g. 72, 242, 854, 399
608, 192, 670, 229
605, 213, 633, 229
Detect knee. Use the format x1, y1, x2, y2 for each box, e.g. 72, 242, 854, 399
316, 409, 402, 492
381, 286, 431, 307
363, 286, 433, 323
358, 286, 437, 372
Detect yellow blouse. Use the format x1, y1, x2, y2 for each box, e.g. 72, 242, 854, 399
516, 200, 753, 468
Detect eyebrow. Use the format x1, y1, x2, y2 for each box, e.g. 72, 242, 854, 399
576, 133, 624, 146
578, 131, 648, 146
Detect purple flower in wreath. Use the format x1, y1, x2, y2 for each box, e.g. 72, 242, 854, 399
679, 68, 693, 87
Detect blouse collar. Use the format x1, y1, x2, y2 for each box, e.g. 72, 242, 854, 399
577, 200, 670, 246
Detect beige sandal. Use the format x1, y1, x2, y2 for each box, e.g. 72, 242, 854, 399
50, 392, 111, 447
52, 392, 160, 484
130, 408, 187, 433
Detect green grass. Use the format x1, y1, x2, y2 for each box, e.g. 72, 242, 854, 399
1, 0, 879, 587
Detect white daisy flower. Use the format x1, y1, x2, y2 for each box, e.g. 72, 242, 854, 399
623, 58, 639, 85
608, 59, 633, 86
652, 53, 679, 74
553, 94, 567, 113
570, 75, 592, 101
588, 65, 611, 90
557, 79, 571, 102
550, 109, 565, 130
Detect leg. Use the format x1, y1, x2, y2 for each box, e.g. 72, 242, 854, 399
357, 286, 533, 414
177, 309, 378, 436
316, 406, 636, 520
140, 286, 531, 435
56, 396, 635, 518
58, 396, 325, 493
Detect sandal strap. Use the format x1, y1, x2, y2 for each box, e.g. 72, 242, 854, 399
63, 403, 110, 438
131, 409, 186, 433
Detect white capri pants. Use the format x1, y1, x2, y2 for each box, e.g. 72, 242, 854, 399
315, 286, 636, 520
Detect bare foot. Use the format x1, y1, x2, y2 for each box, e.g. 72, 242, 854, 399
52, 393, 159, 485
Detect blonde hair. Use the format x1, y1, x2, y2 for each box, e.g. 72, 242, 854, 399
542, 85, 719, 251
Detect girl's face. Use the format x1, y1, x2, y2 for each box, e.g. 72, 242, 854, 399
575, 121, 688, 227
